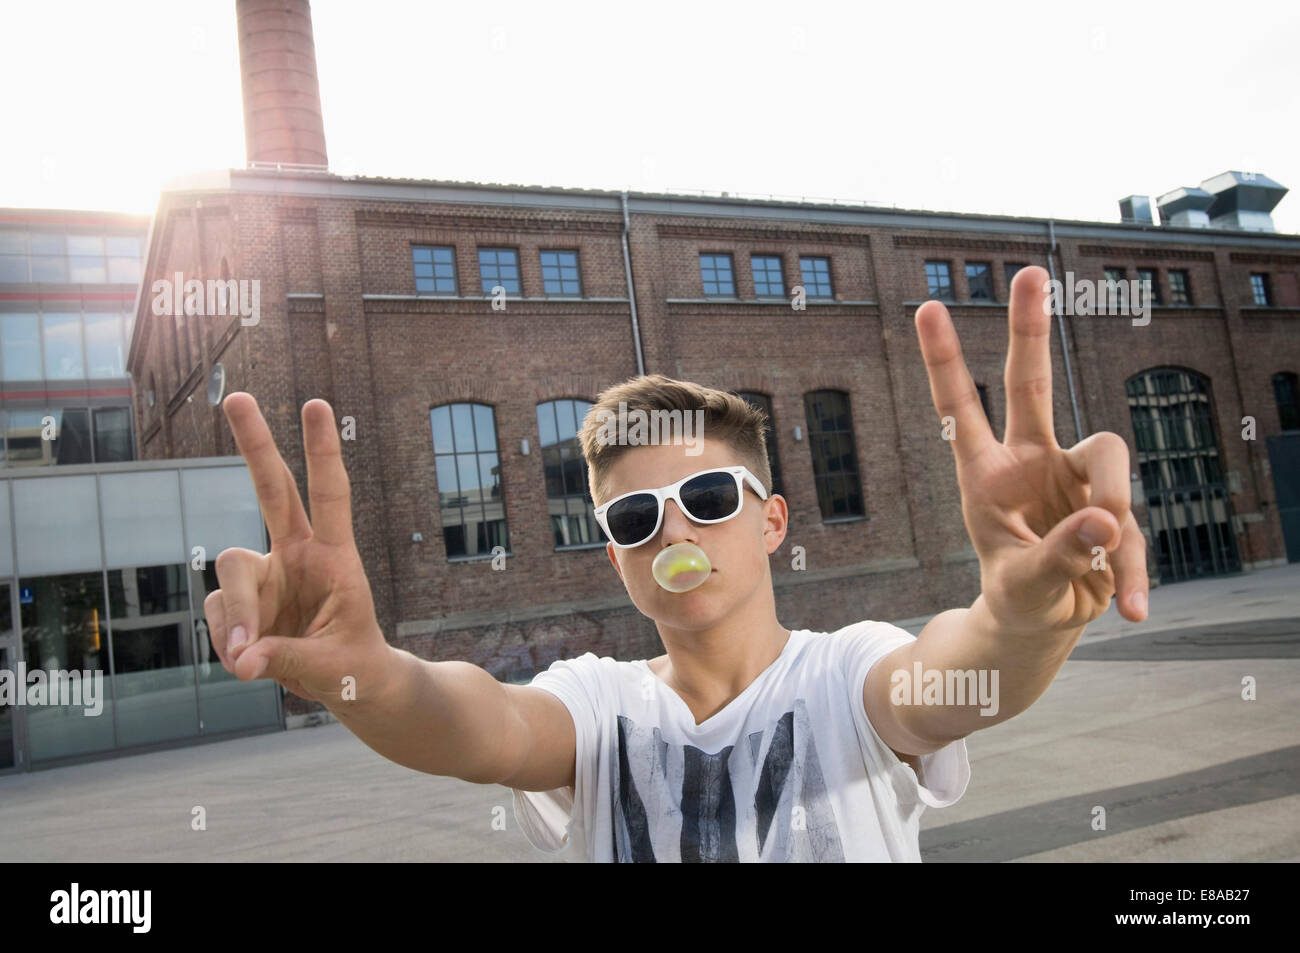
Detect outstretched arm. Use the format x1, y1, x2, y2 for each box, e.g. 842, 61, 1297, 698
865, 265, 1149, 756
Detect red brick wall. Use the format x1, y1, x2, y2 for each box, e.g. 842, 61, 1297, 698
127, 184, 1300, 717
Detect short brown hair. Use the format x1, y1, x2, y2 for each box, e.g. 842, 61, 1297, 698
578, 374, 773, 505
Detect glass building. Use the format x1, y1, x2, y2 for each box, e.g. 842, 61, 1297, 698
0, 209, 145, 468
0, 456, 280, 773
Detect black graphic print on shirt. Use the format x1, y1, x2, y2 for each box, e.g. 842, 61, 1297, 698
611, 697, 844, 862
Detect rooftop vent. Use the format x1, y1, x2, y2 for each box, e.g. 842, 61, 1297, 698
1119, 195, 1153, 225
1156, 186, 1215, 228
1200, 171, 1288, 232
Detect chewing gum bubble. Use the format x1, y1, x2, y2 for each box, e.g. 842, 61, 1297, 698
652, 542, 712, 593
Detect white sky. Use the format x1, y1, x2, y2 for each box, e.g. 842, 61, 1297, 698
2, 0, 1298, 232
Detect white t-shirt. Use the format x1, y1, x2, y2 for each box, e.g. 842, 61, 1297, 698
510, 620, 970, 862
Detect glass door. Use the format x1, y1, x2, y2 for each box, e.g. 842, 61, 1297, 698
0, 583, 19, 772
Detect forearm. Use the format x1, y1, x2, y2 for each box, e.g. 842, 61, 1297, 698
902, 595, 1084, 744
325, 645, 517, 782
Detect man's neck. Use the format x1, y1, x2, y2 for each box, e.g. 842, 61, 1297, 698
649, 600, 791, 724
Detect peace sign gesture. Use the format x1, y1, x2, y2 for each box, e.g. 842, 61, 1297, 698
914, 265, 1149, 635
204, 394, 395, 704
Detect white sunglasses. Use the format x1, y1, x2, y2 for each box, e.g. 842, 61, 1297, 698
593, 466, 769, 549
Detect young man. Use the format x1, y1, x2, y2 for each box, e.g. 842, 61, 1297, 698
209, 265, 1148, 862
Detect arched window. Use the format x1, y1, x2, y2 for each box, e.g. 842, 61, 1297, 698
1126, 368, 1239, 581
803, 390, 864, 519
536, 398, 604, 548
1274, 371, 1299, 432
734, 391, 784, 497
430, 403, 509, 558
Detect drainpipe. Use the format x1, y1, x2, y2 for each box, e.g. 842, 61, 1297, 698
620, 190, 646, 376
1047, 218, 1083, 442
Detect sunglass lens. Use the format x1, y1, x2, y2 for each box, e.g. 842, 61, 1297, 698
607, 493, 660, 545
680, 472, 739, 521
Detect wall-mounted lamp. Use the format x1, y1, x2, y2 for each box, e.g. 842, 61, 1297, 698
521, 438, 530, 455
793, 425, 803, 442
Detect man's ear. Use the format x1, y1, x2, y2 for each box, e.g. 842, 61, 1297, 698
606, 541, 625, 582
763, 494, 788, 555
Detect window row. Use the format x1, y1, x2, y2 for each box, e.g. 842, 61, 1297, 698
1102, 266, 1195, 306
430, 391, 866, 558
0, 312, 134, 381
0, 405, 134, 468
924, 260, 1034, 303
0, 232, 143, 285
697, 254, 834, 299
412, 246, 582, 297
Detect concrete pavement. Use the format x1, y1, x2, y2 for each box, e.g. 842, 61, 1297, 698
2, 564, 1297, 862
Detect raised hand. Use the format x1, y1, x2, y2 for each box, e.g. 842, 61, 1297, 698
914, 265, 1149, 635
205, 393, 394, 705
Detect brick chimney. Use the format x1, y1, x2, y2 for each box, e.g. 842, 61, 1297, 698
236, 0, 329, 169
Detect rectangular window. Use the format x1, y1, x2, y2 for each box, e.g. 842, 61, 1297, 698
43, 313, 84, 380
53, 408, 92, 465
540, 250, 581, 296
0, 254, 28, 282
925, 261, 953, 301
84, 313, 125, 378
751, 255, 785, 297
2, 313, 42, 381
799, 256, 833, 298
1104, 266, 1127, 284
30, 255, 68, 282
478, 248, 520, 295
1136, 268, 1162, 306
1250, 273, 1272, 306
1168, 269, 1191, 306
413, 245, 457, 295
104, 236, 140, 258
1004, 262, 1027, 289
69, 256, 106, 283
965, 262, 994, 301
94, 407, 134, 462
107, 256, 140, 284
700, 253, 736, 296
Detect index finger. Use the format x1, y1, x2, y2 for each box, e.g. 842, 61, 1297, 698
222, 392, 312, 546
915, 299, 999, 469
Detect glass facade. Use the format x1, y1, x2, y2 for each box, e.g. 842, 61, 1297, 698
0, 460, 279, 772
0, 230, 142, 286
0, 311, 134, 381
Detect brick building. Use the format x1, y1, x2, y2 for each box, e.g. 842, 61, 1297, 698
125, 1, 1300, 716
